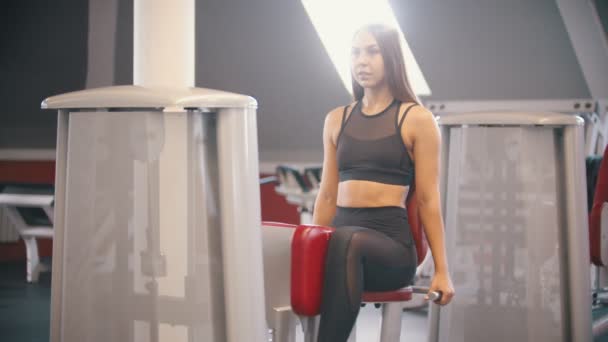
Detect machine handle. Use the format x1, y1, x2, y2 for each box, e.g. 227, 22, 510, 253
412, 286, 443, 302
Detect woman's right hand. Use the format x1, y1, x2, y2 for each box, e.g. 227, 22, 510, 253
426, 271, 455, 306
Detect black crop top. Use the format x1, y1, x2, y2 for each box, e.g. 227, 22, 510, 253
336, 100, 417, 186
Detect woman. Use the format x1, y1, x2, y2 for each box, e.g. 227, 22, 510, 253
312, 23, 455, 341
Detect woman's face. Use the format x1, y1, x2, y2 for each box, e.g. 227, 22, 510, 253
351, 30, 386, 89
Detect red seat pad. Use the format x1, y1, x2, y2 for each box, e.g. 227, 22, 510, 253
362, 287, 413, 303
290, 224, 335, 316
590, 145, 608, 266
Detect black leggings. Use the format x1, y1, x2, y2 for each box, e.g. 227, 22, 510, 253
317, 206, 418, 342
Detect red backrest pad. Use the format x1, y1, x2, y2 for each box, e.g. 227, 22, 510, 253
590, 145, 608, 266
290, 225, 335, 316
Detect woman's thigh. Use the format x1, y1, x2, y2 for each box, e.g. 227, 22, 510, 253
334, 226, 417, 291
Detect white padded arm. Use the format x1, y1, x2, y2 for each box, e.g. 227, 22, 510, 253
0, 193, 54, 207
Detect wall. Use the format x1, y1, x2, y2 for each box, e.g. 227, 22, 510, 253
0, 0, 593, 163
196, 0, 590, 163
0, 0, 88, 148
1, 0, 594, 260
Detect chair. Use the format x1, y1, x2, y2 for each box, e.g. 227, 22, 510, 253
0, 183, 54, 283
290, 190, 439, 342
274, 165, 320, 224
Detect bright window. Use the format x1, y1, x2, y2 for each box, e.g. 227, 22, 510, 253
302, 0, 431, 95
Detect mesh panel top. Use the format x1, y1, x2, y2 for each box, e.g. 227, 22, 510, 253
336, 100, 416, 186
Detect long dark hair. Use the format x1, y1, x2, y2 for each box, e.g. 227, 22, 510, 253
352, 24, 420, 104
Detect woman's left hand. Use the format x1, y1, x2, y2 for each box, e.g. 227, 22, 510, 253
426, 271, 455, 306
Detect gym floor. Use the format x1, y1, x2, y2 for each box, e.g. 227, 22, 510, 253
0, 259, 51, 342
0, 257, 429, 342
1, 258, 607, 342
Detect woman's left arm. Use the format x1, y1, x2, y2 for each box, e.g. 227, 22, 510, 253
409, 106, 455, 306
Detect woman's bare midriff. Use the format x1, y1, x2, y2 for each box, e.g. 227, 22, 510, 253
336, 180, 409, 208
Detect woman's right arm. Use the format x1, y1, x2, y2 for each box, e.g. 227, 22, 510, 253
312, 108, 342, 226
